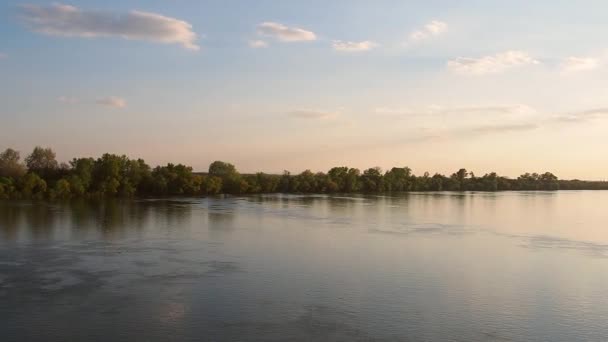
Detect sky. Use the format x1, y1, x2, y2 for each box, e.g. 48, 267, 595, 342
2, 0, 608, 179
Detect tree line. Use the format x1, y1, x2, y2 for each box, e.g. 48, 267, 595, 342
0, 146, 607, 199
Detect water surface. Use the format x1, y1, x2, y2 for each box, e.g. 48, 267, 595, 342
1, 192, 608, 341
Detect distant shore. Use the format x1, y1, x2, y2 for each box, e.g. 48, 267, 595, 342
2, 147, 607, 200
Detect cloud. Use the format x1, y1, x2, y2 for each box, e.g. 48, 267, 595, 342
436, 104, 537, 116
57, 96, 78, 104
374, 104, 536, 118
293, 104, 608, 157
575, 108, 608, 118
447, 50, 540, 75
257, 22, 316, 42
374, 107, 415, 117
373, 104, 541, 142
332, 40, 377, 52
408, 20, 447, 42
288, 109, 338, 119
96, 96, 126, 108
334, 121, 537, 154
559, 56, 599, 73
552, 108, 608, 123
466, 123, 539, 134
20, 3, 199, 50
249, 40, 268, 48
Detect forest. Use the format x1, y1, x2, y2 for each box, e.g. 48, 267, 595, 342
1, 146, 607, 199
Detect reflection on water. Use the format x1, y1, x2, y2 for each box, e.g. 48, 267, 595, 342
1, 192, 608, 341
0, 199, 194, 242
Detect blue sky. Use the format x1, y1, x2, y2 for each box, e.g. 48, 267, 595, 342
2, 1, 608, 179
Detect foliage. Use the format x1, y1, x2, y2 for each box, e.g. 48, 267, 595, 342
0, 146, 605, 200
52, 179, 71, 199
20, 173, 47, 199
25, 146, 59, 180
0, 148, 26, 178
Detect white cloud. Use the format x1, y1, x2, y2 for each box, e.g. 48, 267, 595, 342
408, 20, 447, 42
447, 50, 540, 75
433, 104, 537, 116
96, 96, 126, 108
368, 105, 608, 149
374, 107, 414, 116
249, 40, 268, 48
20, 3, 199, 50
257, 22, 316, 42
553, 108, 608, 123
375, 104, 537, 119
559, 56, 599, 73
332, 40, 377, 52
376, 103, 608, 132
426, 20, 448, 35
288, 109, 338, 119
58, 96, 78, 104
465, 123, 539, 134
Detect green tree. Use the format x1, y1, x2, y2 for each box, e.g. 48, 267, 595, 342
208, 161, 246, 193
517, 173, 540, 190
0, 146, 588, 197
25, 146, 59, 179
480, 173, 498, 191
328, 167, 349, 191
539, 172, 559, 190
67, 175, 86, 196
255, 173, 280, 193
53, 179, 71, 199
294, 170, 318, 193
203, 176, 223, 194
208, 161, 237, 178
429, 173, 445, 191
327, 167, 360, 192
70, 157, 94, 191
100, 178, 121, 196
451, 168, 468, 191
417, 172, 431, 191
91, 154, 127, 196
344, 168, 361, 192
278, 171, 291, 192
0, 148, 26, 179
313, 172, 337, 193
361, 167, 383, 192
20, 173, 47, 199
0, 177, 17, 198
149, 163, 202, 196
384, 167, 413, 192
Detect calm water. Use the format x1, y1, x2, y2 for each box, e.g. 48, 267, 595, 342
1, 192, 608, 341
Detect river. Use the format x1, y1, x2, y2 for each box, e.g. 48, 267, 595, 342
1, 192, 607, 341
